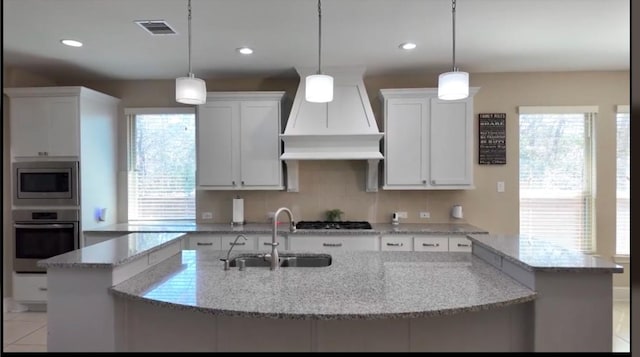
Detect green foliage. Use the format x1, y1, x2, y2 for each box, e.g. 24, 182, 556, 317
325, 209, 344, 222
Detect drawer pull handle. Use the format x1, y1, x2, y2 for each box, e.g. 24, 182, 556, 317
386, 243, 403, 247
422, 243, 440, 247
38, 287, 48, 291
457, 243, 471, 247
196, 242, 213, 246
230, 242, 246, 246
322, 243, 342, 247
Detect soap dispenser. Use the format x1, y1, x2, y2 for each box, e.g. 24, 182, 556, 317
391, 212, 399, 226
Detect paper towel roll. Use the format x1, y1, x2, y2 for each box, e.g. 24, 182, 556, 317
233, 198, 244, 224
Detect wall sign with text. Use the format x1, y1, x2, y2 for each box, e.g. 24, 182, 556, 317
479, 113, 506, 165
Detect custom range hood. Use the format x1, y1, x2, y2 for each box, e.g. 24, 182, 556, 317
281, 67, 383, 192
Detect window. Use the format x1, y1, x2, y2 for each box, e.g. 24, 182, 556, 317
519, 106, 596, 253
126, 108, 196, 220
616, 105, 630, 255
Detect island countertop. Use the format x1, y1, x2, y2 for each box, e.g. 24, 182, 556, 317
84, 221, 488, 236
467, 234, 623, 273
110, 249, 536, 320
37, 232, 186, 269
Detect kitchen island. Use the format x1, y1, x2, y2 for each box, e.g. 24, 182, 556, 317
39, 230, 621, 352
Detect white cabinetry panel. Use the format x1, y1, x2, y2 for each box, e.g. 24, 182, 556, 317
289, 236, 379, 251
380, 235, 413, 251
197, 92, 285, 190
449, 237, 473, 252
413, 236, 449, 252
380, 88, 478, 190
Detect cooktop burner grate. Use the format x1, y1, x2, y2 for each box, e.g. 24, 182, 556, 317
295, 221, 373, 230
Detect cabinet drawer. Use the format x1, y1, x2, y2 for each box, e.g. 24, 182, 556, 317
414, 236, 449, 252
381, 236, 412, 251
449, 237, 472, 252
13, 273, 47, 302
257, 235, 287, 251
188, 234, 222, 250
289, 236, 379, 251
220, 234, 257, 250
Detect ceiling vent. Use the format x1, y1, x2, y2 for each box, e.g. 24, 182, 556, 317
134, 20, 177, 35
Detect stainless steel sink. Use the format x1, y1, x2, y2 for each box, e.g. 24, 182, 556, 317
229, 253, 332, 268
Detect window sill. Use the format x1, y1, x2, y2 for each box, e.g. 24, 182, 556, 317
613, 255, 630, 264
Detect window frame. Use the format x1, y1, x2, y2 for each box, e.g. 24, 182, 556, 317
124, 107, 196, 221
517, 105, 598, 253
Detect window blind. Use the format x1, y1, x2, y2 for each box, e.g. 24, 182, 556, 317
127, 112, 196, 220
519, 109, 595, 252
616, 106, 630, 255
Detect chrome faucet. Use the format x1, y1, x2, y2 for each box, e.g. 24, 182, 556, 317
221, 234, 248, 270
264, 207, 296, 270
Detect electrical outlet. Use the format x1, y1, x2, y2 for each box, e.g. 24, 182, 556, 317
497, 181, 505, 193
419, 211, 430, 219
397, 211, 408, 219
202, 211, 213, 220
267, 211, 275, 221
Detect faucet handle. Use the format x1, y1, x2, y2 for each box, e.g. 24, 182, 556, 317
220, 258, 230, 271
265, 241, 279, 247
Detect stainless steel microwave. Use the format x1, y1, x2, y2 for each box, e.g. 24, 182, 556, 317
13, 161, 79, 206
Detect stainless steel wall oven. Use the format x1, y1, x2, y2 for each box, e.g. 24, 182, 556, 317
13, 209, 80, 273
13, 161, 79, 206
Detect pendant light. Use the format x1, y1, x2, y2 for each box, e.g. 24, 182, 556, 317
305, 0, 333, 103
438, 0, 469, 100
176, 0, 207, 105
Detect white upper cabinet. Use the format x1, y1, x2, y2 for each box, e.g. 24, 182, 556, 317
197, 92, 285, 190
8, 94, 80, 158
380, 88, 479, 190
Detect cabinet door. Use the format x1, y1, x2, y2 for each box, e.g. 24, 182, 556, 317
413, 236, 449, 252
188, 234, 222, 250
239, 101, 283, 188
429, 98, 472, 186
449, 237, 473, 252
257, 235, 287, 251
220, 234, 257, 251
384, 98, 429, 187
197, 101, 237, 188
380, 235, 412, 251
11, 96, 79, 158
13, 273, 47, 303
289, 236, 379, 251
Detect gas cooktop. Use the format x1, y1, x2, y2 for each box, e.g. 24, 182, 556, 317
295, 221, 373, 230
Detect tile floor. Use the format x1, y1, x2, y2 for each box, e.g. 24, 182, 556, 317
2, 301, 631, 352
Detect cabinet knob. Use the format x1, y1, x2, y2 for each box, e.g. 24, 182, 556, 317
241, 181, 245, 186
232, 181, 236, 185
45, 151, 48, 156
422, 180, 427, 184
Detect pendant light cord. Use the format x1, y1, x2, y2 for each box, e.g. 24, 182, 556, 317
317, 0, 323, 75
188, 0, 193, 75
451, 0, 457, 71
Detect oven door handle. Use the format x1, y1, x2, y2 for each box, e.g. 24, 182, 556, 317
14, 224, 76, 229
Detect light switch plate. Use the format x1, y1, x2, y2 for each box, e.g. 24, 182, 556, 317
497, 181, 505, 193
202, 211, 213, 219
397, 211, 408, 219
419, 212, 430, 219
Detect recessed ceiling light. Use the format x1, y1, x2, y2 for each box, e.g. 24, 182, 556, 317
399, 42, 417, 50
61, 39, 83, 47
237, 47, 253, 55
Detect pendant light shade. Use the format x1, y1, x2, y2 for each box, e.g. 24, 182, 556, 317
306, 74, 334, 103
176, 74, 207, 105
176, 0, 206, 105
305, 0, 333, 103
438, 70, 469, 100
438, 0, 469, 101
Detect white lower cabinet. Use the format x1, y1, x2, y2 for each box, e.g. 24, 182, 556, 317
220, 234, 258, 251
448, 237, 473, 252
13, 273, 47, 303
413, 236, 449, 252
289, 236, 380, 251
257, 235, 287, 251
187, 233, 222, 250
380, 236, 413, 251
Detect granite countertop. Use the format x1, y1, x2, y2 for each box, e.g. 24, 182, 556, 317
110, 249, 536, 320
37, 232, 186, 269
467, 234, 624, 273
84, 221, 488, 236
